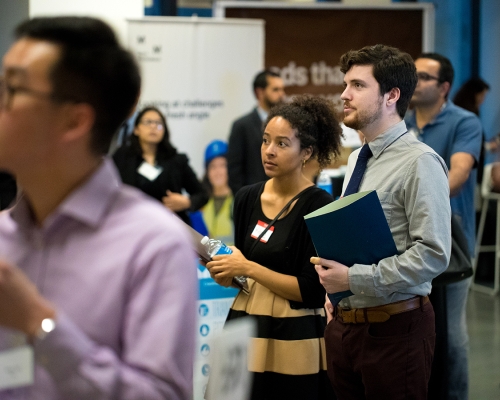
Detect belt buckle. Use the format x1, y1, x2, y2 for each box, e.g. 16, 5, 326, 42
338, 307, 355, 324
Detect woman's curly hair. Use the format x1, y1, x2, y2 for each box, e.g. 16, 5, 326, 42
266, 94, 343, 169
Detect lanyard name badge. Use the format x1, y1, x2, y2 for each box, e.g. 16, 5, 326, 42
0, 345, 34, 390
247, 185, 314, 256
137, 161, 163, 181
251, 220, 275, 243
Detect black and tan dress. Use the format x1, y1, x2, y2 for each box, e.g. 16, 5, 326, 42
228, 182, 335, 400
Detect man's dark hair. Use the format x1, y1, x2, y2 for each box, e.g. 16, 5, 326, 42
418, 52, 455, 89
15, 16, 141, 155
253, 69, 281, 97
339, 44, 417, 119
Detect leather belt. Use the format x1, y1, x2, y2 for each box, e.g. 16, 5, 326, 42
335, 296, 429, 324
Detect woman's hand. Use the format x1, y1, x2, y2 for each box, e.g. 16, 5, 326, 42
206, 247, 252, 284
324, 294, 334, 324
162, 190, 191, 212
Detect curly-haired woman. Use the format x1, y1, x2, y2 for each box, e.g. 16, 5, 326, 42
206, 95, 343, 399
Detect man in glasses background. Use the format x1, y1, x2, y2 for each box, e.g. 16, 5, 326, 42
0, 16, 197, 399
406, 53, 482, 400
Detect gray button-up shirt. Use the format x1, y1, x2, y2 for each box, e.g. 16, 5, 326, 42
340, 120, 451, 309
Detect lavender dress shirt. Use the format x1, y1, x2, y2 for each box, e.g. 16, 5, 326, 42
0, 158, 198, 399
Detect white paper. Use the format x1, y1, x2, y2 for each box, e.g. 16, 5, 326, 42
137, 161, 163, 181
205, 318, 256, 400
0, 346, 34, 390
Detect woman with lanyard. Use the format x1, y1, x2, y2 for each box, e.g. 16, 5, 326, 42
206, 95, 343, 399
112, 106, 208, 226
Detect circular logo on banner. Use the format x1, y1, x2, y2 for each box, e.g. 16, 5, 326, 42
199, 304, 209, 316
201, 343, 210, 357
200, 324, 210, 337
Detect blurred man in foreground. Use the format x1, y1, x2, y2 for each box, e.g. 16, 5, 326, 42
0, 16, 197, 399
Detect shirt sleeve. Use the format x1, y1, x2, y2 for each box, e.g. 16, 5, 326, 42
35, 229, 198, 400
348, 152, 452, 297
450, 114, 482, 163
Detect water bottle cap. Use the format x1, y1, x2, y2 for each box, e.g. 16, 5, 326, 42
200, 236, 209, 245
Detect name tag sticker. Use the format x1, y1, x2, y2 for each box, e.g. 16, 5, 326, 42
137, 161, 163, 181
251, 220, 274, 243
0, 346, 34, 390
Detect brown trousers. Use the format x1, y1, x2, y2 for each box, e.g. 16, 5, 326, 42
325, 300, 435, 400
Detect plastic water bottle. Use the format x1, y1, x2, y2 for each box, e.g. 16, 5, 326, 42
317, 170, 332, 195
200, 236, 248, 291
200, 236, 233, 257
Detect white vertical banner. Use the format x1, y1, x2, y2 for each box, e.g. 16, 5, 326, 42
127, 17, 265, 177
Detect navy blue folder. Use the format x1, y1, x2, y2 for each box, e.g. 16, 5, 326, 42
304, 190, 398, 306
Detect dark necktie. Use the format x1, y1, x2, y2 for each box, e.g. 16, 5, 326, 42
344, 143, 373, 196
329, 143, 373, 307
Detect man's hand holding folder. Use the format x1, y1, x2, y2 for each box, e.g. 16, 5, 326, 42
311, 256, 349, 294
311, 256, 350, 322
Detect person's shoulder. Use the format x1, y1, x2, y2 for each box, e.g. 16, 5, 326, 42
112, 144, 133, 161
445, 103, 482, 128
447, 102, 478, 118
398, 135, 447, 172
171, 153, 189, 163
232, 108, 258, 126
302, 186, 334, 210
400, 132, 437, 153
0, 208, 16, 236
112, 185, 189, 238
158, 152, 189, 168
234, 182, 262, 204
396, 133, 446, 167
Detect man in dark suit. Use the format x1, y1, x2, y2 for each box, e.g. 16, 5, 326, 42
227, 70, 285, 194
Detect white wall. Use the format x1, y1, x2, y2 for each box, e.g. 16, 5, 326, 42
28, 0, 144, 45
480, 0, 500, 141
0, 0, 29, 60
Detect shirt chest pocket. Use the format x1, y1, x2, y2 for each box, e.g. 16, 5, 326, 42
377, 191, 394, 227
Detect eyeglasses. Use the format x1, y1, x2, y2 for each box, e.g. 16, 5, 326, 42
140, 119, 164, 129
417, 72, 440, 82
0, 75, 54, 110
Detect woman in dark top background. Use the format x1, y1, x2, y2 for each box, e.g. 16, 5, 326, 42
113, 106, 208, 225
206, 95, 343, 400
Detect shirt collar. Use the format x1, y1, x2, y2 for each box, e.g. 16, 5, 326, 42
256, 106, 268, 122
367, 120, 408, 159
11, 157, 122, 230
407, 100, 450, 131
430, 100, 449, 125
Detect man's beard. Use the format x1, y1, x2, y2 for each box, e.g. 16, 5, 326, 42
410, 88, 440, 109
264, 96, 283, 110
343, 97, 383, 130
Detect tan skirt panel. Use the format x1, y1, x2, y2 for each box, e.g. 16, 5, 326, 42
232, 278, 325, 318
249, 337, 327, 375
